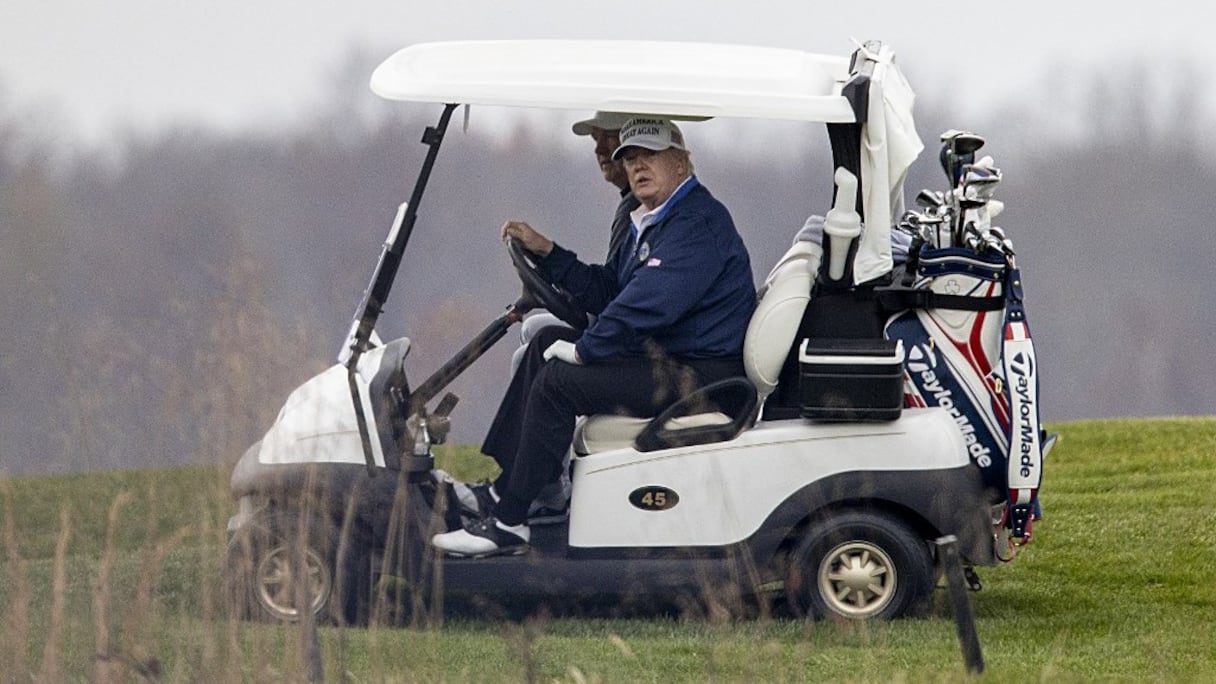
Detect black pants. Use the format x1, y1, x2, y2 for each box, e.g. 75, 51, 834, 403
482, 325, 744, 525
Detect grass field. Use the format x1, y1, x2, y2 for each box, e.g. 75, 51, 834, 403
2, 417, 1214, 681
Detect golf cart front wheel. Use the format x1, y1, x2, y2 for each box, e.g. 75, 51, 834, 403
225, 511, 371, 626
785, 510, 933, 620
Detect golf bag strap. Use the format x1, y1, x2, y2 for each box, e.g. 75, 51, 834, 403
875, 288, 1005, 314
1001, 264, 1042, 543
900, 235, 924, 287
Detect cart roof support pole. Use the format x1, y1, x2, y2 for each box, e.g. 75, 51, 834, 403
340, 103, 458, 476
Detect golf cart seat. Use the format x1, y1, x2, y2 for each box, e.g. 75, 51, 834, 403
573, 239, 822, 455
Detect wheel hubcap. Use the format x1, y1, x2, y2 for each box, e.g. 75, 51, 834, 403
255, 544, 331, 621
818, 541, 896, 618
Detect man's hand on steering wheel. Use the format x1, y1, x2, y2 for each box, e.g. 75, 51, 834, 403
501, 220, 553, 257
502, 222, 587, 332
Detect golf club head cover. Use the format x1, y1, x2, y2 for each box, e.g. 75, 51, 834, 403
822, 167, 862, 283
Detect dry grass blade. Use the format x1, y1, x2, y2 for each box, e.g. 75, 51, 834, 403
1, 476, 31, 677
94, 492, 132, 683
36, 508, 71, 683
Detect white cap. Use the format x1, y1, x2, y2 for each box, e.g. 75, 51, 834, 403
611, 117, 686, 160
570, 111, 636, 136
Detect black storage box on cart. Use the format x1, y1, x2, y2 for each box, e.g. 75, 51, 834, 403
799, 338, 905, 421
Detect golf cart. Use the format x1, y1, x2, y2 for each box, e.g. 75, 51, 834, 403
226, 39, 1043, 626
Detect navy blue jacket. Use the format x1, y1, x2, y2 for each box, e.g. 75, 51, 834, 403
540, 178, 755, 362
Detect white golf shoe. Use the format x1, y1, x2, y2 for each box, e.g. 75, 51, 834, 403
431, 515, 530, 558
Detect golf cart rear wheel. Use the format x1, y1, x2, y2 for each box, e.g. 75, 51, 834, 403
785, 510, 933, 620
225, 511, 372, 626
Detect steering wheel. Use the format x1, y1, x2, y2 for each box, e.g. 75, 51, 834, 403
505, 237, 588, 332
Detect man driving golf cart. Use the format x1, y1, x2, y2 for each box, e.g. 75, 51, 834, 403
433, 117, 756, 557
226, 39, 1042, 625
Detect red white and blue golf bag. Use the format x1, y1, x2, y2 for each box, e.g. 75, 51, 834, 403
883, 245, 1043, 544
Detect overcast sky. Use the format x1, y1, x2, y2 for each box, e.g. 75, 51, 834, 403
0, 1, 1205, 147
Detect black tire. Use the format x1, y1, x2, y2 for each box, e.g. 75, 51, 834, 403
225, 510, 373, 626
784, 510, 934, 620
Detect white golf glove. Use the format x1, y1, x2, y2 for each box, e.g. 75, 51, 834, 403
543, 340, 582, 365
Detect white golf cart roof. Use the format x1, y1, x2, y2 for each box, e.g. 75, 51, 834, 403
371, 40, 858, 123
370, 39, 924, 284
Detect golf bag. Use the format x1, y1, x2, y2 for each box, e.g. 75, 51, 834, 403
882, 244, 1043, 542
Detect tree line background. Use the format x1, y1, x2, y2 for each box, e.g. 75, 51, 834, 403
1, 51, 1213, 476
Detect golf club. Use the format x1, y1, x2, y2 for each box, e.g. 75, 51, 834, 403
939, 130, 986, 186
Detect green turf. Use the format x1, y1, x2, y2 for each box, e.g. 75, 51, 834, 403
2, 417, 1214, 681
